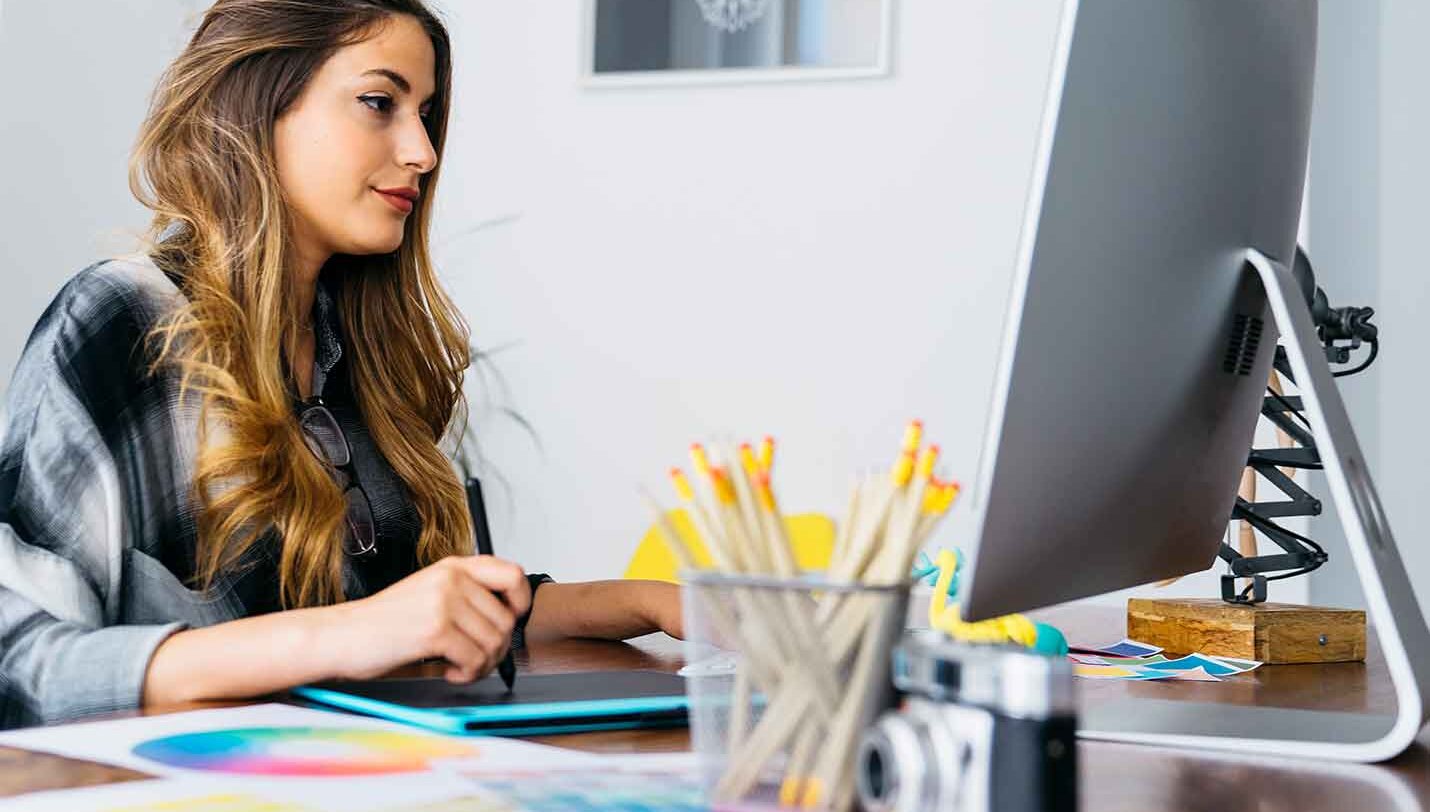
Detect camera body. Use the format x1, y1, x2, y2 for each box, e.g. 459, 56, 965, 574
856, 631, 1077, 812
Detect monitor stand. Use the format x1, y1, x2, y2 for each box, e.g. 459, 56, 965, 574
1078, 248, 1430, 761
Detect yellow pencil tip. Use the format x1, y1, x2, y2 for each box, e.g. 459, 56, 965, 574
940, 482, 962, 513
711, 467, 736, 504
689, 443, 711, 474
779, 778, 802, 806
916, 445, 940, 481
755, 475, 777, 511
738, 443, 760, 477
900, 420, 924, 454
669, 468, 695, 502
800, 778, 824, 809
921, 486, 941, 515
758, 435, 775, 472
890, 451, 916, 486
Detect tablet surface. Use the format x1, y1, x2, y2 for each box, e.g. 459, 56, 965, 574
292, 670, 689, 736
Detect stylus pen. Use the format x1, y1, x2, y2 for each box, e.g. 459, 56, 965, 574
465, 476, 517, 692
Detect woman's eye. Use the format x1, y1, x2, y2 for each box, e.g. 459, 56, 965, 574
359, 95, 393, 114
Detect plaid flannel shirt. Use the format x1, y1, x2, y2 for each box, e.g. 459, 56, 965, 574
0, 255, 547, 728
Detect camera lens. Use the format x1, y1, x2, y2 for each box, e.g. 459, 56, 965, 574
864, 743, 888, 799
857, 713, 927, 812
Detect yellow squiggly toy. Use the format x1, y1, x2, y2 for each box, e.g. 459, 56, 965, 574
924, 549, 1068, 656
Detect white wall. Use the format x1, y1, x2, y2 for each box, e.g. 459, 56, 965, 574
1307, 0, 1430, 623
433, 1, 1289, 601
0, 0, 198, 390
0, 0, 1320, 609
430, 1, 1064, 580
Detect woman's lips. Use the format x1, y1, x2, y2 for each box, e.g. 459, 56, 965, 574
374, 189, 415, 214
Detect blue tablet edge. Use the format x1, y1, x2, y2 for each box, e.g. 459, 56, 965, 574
290, 685, 690, 737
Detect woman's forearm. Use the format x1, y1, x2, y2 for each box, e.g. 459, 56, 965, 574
522, 580, 681, 642
142, 603, 350, 707
143, 576, 679, 706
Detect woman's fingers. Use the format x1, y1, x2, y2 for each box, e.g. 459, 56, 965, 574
457, 577, 517, 641
371, 555, 535, 684
454, 555, 532, 619
418, 561, 505, 682
446, 588, 510, 668
433, 622, 489, 683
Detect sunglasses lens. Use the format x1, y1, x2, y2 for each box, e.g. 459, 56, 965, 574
343, 487, 377, 557
300, 406, 350, 467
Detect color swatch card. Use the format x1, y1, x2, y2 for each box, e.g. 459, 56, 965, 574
1139, 654, 1261, 678
1070, 663, 1178, 680
1070, 638, 1165, 658
451, 753, 710, 812
1067, 640, 1262, 682
460, 767, 707, 812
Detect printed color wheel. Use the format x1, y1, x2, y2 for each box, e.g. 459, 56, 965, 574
132, 727, 476, 776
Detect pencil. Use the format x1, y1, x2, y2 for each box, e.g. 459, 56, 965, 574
653, 423, 959, 810
466, 476, 516, 692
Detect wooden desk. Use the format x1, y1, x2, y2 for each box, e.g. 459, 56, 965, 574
4, 605, 1430, 811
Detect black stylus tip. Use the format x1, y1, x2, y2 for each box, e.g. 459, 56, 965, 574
498, 654, 516, 692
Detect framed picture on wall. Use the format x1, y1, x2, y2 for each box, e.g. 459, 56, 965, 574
583, 0, 895, 87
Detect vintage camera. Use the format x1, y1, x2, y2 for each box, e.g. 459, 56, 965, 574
855, 630, 1077, 812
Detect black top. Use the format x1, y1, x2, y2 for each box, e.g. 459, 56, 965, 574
169, 268, 550, 617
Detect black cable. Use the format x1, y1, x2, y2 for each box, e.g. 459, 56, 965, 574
1332, 338, 1379, 378
1265, 386, 1313, 430
1237, 564, 1323, 600
1263, 565, 1322, 581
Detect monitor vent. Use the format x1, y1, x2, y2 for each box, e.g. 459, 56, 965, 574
1223, 314, 1263, 376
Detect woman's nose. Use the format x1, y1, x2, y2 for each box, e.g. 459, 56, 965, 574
399, 118, 438, 174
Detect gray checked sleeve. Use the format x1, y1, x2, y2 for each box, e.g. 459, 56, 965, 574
0, 267, 188, 727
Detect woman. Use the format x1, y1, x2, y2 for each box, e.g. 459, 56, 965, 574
0, 0, 681, 728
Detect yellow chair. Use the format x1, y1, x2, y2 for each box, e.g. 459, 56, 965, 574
624, 510, 837, 582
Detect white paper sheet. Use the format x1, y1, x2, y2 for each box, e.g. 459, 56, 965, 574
0, 704, 600, 776
5, 776, 509, 812
0, 703, 702, 811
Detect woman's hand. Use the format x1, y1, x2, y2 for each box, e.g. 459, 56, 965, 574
331, 555, 531, 684
144, 555, 531, 706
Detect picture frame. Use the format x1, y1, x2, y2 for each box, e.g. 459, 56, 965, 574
581, 0, 895, 88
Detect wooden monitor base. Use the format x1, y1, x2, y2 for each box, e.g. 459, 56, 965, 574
1127, 597, 1366, 664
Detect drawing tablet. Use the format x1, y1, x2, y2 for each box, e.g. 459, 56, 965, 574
292, 670, 689, 737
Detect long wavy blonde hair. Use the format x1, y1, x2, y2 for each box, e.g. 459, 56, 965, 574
129, 0, 473, 608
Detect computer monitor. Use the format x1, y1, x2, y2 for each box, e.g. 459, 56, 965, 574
959, 0, 1430, 760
